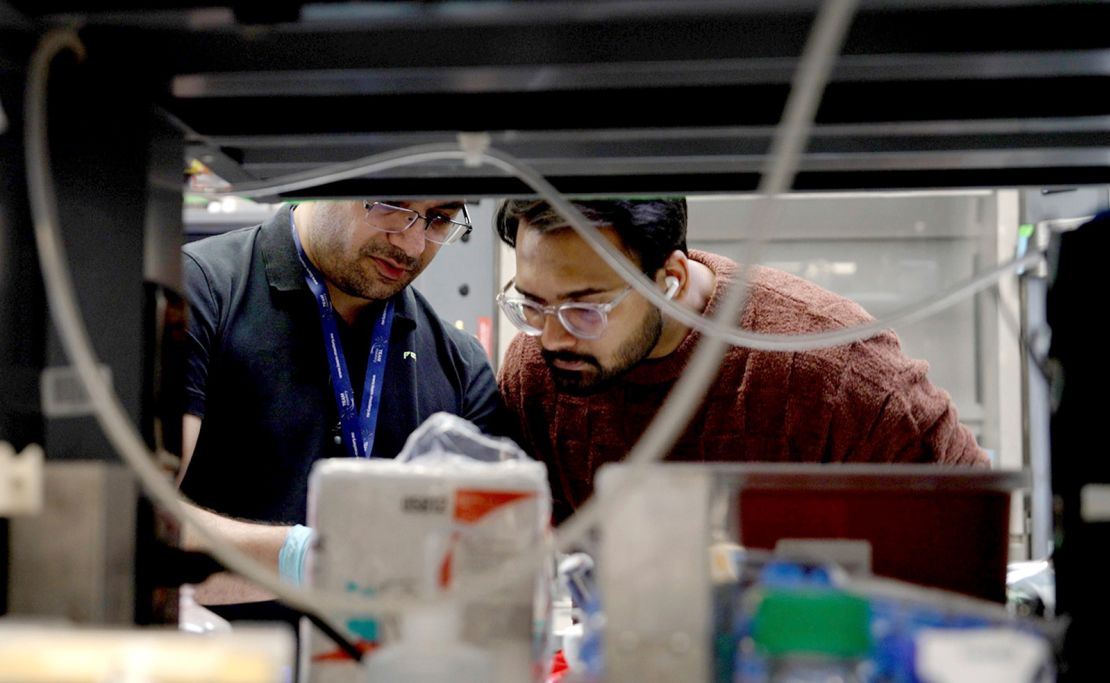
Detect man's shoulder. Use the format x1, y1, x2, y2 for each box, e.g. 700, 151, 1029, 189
693, 252, 884, 379
693, 251, 872, 335
183, 225, 262, 276
743, 264, 874, 335
499, 333, 548, 389
404, 286, 455, 333
733, 264, 917, 383
404, 287, 490, 362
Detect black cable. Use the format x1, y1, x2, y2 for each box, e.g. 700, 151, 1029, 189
191, 548, 365, 663
298, 609, 365, 663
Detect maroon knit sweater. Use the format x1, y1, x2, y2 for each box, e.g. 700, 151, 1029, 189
499, 251, 989, 521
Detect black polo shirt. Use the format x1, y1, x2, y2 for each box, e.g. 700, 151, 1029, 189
180, 207, 504, 524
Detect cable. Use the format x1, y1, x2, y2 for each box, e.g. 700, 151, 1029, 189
216, 144, 471, 198
24, 28, 408, 621
176, 0, 1025, 598
443, 0, 864, 600
993, 284, 1053, 384
552, 0, 860, 551
627, 0, 858, 463
26, 6, 1047, 622
300, 610, 365, 663
205, 159, 1046, 357
203, 144, 1045, 355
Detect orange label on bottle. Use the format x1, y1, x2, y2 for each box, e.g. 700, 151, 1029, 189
454, 489, 536, 524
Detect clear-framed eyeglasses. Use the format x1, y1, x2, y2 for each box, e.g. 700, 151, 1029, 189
496, 278, 632, 340
363, 201, 473, 245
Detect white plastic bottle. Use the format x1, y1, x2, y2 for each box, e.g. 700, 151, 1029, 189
178, 584, 232, 634
362, 603, 492, 683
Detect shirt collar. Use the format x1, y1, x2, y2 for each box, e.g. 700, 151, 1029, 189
259, 204, 418, 325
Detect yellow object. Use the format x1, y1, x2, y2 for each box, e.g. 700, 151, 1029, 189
0, 626, 291, 683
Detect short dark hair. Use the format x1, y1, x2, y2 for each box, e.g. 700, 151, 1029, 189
495, 198, 688, 277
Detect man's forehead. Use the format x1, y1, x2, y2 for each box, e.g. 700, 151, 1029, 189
515, 226, 631, 300
517, 223, 639, 267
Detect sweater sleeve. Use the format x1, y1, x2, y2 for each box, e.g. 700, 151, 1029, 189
831, 330, 989, 467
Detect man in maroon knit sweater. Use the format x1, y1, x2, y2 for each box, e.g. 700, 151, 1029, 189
495, 198, 989, 523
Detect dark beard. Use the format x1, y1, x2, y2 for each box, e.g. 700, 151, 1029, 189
327, 243, 421, 301
543, 351, 607, 396
541, 309, 663, 396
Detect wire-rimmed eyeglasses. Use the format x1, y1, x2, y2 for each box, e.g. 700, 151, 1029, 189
363, 201, 473, 245
497, 278, 632, 340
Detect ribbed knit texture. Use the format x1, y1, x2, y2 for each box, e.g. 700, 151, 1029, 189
499, 251, 988, 521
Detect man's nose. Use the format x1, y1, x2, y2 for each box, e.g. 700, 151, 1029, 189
540, 313, 576, 352
387, 221, 427, 258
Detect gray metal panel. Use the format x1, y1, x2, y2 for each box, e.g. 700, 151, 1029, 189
688, 192, 992, 241
412, 199, 499, 364
8, 461, 137, 623
144, 114, 187, 291
172, 49, 1110, 99
598, 465, 712, 683
687, 192, 996, 440
1022, 187, 1110, 225
41, 59, 155, 461
1023, 276, 1054, 560
9, 1, 1109, 194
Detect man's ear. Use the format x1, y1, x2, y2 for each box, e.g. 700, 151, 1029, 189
664, 276, 680, 299
660, 250, 689, 299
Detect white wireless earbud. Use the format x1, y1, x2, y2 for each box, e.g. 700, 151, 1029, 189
664, 275, 680, 300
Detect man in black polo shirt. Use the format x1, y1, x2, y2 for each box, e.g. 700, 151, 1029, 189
178, 199, 503, 613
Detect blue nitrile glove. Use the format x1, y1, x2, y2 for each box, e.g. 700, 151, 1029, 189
278, 524, 314, 585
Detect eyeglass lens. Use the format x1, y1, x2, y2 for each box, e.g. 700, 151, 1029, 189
365, 203, 468, 244
514, 301, 607, 338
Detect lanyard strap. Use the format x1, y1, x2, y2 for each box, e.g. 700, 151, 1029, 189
290, 210, 394, 458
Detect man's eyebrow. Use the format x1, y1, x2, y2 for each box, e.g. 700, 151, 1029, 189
513, 283, 613, 302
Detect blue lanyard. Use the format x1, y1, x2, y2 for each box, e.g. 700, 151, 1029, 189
290, 210, 394, 458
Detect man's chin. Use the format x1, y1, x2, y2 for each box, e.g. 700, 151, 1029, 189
343, 275, 413, 302
549, 368, 596, 395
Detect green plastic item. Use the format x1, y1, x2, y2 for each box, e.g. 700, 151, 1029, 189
752, 590, 871, 659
